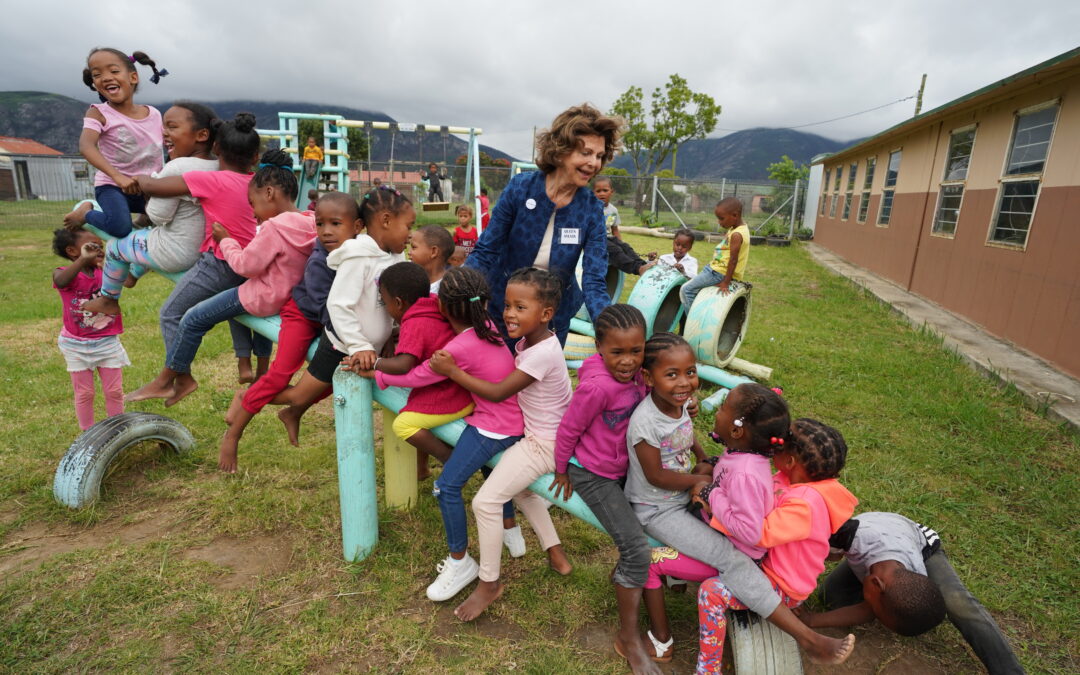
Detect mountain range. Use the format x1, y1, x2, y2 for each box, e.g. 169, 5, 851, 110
1, 91, 857, 179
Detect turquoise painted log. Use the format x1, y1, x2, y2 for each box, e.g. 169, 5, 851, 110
684, 285, 752, 368
570, 317, 595, 338
332, 370, 380, 562
700, 387, 730, 413
362, 374, 660, 546
698, 363, 753, 389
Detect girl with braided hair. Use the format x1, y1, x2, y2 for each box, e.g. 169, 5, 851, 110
626, 334, 855, 669
430, 267, 574, 622
371, 266, 527, 602
127, 150, 316, 408
64, 48, 168, 238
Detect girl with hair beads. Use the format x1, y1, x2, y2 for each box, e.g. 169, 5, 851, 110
82, 101, 219, 316
218, 192, 362, 472
52, 229, 130, 430
370, 266, 528, 601
430, 267, 574, 621
549, 304, 657, 674
272, 187, 413, 444
125, 112, 266, 402
643, 418, 857, 672
129, 151, 316, 408
626, 333, 854, 668
64, 48, 167, 237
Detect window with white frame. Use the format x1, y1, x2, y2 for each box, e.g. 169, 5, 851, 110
988, 103, 1058, 246
878, 150, 902, 225
931, 126, 976, 236
833, 166, 842, 192
829, 193, 838, 218
842, 162, 857, 219
820, 168, 830, 216
857, 156, 875, 222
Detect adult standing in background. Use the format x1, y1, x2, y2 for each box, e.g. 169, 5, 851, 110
466, 104, 620, 345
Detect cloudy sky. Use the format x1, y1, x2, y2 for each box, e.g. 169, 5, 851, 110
3, 1, 1078, 159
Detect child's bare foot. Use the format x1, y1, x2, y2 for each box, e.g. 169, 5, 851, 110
801, 632, 856, 665
546, 544, 572, 575
454, 579, 504, 622
277, 406, 302, 446
613, 634, 664, 675
63, 202, 93, 230
237, 358, 254, 384
218, 431, 240, 473
224, 390, 245, 425
125, 375, 175, 403
82, 295, 121, 316
164, 374, 198, 407
254, 356, 270, 382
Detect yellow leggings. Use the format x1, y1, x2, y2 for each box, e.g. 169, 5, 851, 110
392, 405, 474, 441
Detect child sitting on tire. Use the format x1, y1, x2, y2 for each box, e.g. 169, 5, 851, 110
680, 197, 749, 312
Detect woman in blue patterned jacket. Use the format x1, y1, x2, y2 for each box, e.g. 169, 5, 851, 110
466, 104, 622, 345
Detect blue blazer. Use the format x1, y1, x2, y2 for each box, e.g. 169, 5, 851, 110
466, 170, 609, 341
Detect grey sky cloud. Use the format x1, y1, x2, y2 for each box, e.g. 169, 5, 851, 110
3, 1, 1077, 160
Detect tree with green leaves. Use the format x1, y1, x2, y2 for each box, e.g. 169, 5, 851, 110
611, 74, 720, 213
766, 155, 810, 185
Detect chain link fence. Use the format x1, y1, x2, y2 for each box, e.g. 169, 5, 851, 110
1, 154, 808, 239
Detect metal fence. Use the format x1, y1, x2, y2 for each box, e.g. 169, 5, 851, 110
0, 154, 808, 238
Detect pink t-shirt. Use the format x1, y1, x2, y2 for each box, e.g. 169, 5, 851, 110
183, 171, 257, 260
515, 332, 572, 441
53, 267, 123, 339
83, 103, 163, 188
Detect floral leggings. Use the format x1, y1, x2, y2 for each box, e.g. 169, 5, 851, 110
649, 548, 799, 674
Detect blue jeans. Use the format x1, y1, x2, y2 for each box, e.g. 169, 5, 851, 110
229, 320, 273, 359
86, 185, 145, 238
160, 253, 246, 363
679, 266, 726, 312
433, 426, 521, 553
166, 287, 248, 374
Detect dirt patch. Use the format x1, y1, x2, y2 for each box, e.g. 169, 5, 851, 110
0, 508, 179, 576
183, 534, 293, 589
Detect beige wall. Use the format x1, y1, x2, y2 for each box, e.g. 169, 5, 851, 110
815, 67, 1080, 378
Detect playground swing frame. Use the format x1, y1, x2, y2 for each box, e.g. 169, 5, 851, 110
259, 113, 485, 232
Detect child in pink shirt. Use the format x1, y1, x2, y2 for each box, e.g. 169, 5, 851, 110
63, 48, 167, 238
430, 267, 573, 622
52, 228, 130, 430
372, 267, 527, 603
130, 152, 315, 408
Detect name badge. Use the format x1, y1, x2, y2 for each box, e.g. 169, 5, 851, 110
559, 228, 580, 245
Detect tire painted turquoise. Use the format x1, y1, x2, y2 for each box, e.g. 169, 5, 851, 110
53, 412, 195, 509
625, 263, 687, 337
684, 284, 752, 368
574, 260, 625, 322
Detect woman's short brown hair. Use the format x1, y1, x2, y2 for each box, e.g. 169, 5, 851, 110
534, 104, 624, 174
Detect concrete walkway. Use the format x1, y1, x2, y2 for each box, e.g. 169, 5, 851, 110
806, 243, 1080, 433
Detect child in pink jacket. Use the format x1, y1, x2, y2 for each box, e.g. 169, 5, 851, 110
138, 155, 316, 407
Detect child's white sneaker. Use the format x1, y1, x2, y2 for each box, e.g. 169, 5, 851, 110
503, 525, 527, 558
426, 554, 479, 602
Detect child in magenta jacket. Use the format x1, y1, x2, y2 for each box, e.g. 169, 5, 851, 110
549, 305, 651, 670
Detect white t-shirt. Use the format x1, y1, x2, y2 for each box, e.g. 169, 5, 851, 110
145, 156, 219, 272
603, 203, 620, 237
532, 211, 556, 270
659, 252, 699, 278
624, 394, 696, 506
514, 332, 572, 441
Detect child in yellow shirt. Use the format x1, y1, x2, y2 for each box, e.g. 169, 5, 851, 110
302, 136, 324, 178
680, 197, 750, 311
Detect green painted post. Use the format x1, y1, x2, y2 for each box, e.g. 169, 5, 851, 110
332, 370, 379, 562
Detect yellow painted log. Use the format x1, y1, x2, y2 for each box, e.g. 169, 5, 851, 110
379, 407, 417, 509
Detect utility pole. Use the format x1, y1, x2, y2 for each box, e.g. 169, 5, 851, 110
530, 126, 536, 162
914, 73, 927, 116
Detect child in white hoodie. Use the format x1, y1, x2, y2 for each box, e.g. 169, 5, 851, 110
272, 186, 414, 444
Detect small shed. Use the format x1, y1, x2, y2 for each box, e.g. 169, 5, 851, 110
0, 136, 94, 201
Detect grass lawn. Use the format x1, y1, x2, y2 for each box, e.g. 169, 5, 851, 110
0, 204, 1077, 673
